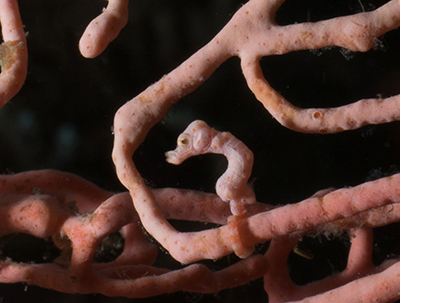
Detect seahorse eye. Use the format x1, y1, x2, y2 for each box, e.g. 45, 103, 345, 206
178, 137, 189, 146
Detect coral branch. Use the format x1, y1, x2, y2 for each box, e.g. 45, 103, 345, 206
0, 170, 270, 297
111, 0, 399, 268
79, 0, 129, 58
264, 227, 400, 302
106, 165, 400, 265
0, 0, 27, 109
288, 262, 400, 303
0, 169, 399, 299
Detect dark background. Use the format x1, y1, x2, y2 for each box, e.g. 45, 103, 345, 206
0, 0, 399, 302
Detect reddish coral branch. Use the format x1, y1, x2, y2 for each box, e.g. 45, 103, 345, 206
0, 0, 27, 109
0, 170, 270, 297
0, 169, 399, 300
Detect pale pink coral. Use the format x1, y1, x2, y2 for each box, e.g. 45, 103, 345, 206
0, 0, 399, 301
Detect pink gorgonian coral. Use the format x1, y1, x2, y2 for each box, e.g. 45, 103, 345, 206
0, 0, 399, 302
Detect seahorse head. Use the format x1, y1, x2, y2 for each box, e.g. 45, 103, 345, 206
165, 120, 215, 165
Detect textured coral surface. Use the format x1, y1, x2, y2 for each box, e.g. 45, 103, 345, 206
0, 0, 399, 302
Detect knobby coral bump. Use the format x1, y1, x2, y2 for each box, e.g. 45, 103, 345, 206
0, 0, 399, 302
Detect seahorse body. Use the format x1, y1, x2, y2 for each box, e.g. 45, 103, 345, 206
166, 120, 255, 217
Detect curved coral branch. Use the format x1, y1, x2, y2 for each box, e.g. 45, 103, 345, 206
112, 169, 400, 265
0, 170, 399, 299
264, 228, 400, 303
0, 0, 27, 109
0, 170, 270, 298
111, 0, 399, 265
